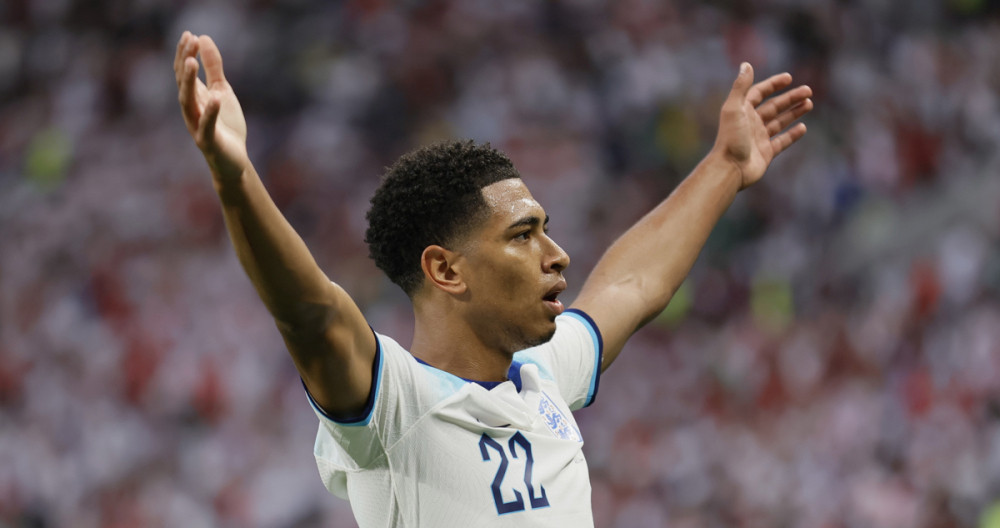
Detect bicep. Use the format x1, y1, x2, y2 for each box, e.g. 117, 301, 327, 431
277, 281, 378, 419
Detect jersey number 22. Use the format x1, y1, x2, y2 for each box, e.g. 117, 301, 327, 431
479, 432, 550, 515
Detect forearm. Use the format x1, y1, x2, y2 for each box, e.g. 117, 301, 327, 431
583, 152, 741, 325
215, 166, 336, 327
572, 65, 810, 372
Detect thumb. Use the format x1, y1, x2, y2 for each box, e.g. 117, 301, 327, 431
728, 62, 754, 100
197, 95, 221, 149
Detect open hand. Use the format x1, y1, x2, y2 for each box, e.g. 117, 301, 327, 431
713, 63, 813, 190
174, 32, 250, 184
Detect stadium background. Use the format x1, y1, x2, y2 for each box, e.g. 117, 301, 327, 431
2, 0, 1000, 526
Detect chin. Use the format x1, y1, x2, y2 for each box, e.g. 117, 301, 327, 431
521, 324, 557, 349
499, 317, 558, 353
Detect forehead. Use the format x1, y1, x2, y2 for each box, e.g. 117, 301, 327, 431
480, 179, 542, 227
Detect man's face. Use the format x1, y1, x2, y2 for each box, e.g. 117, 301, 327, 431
457, 178, 571, 353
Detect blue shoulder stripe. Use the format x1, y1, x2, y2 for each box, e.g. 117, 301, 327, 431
303, 328, 383, 427
563, 308, 603, 407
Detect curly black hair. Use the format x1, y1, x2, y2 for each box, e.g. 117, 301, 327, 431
365, 141, 521, 296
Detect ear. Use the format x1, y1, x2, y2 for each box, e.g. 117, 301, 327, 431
420, 245, 467, 295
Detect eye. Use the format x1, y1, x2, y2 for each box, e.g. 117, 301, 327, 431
514, 230, 531, 241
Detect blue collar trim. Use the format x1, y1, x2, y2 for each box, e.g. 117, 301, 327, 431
413, 357, 523, 392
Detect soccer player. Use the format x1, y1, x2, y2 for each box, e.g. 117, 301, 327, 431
174, 31, 811, 527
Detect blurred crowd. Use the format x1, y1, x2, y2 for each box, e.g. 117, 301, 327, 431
2, 0, 1000, 527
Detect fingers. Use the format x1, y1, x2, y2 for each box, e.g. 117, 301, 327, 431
174, 32, 200, 87
174, 31, 191, 85
175, 31, 224, 139
174, 33, 224, 88
178, 54, 201, 132
757, 84, 812, 124
173, 32, 186, 83
731, 62, 813, 132
198, 35, 227, 88
176, 31, 206, 134
765, 97, 813, 137
747, 72, 793, 107
770, 122, 807, 157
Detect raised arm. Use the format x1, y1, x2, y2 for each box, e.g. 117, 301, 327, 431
571, 63, 813, 370
174, 32, 375, 417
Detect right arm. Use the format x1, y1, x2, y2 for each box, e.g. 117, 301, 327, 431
174, 32, 375, 418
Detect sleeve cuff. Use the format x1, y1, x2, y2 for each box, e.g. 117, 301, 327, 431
302, 328, 383, 426
564, 308, 603, 408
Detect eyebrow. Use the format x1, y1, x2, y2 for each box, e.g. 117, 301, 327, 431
507, 214, 550, 231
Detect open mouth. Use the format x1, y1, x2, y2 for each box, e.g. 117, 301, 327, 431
543, 280, 567, 315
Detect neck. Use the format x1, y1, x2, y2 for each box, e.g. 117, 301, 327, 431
410, 301, 513, 382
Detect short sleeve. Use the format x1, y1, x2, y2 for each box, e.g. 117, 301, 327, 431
306, 333, 447, 495
513, 308, 603, 410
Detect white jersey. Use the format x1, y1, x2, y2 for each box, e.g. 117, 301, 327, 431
307, 309, 604, 528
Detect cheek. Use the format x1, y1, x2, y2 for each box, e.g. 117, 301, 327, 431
467, 246, 540, 305
491, 266, 525, 302
482, 260, 531, 304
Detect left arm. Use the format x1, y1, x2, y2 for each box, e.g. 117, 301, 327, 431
571, 63, 813, 371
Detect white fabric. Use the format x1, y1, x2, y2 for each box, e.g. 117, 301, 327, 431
309, 310, 602, 528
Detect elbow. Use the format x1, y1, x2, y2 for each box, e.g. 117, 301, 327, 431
638, 295, 672, 329
613, 276, 676, 330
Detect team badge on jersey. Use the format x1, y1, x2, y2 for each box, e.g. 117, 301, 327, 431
538, 392, 582, 442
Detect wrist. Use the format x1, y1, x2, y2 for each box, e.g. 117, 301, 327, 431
212, 165, 256, 203
702, 148, 745, 193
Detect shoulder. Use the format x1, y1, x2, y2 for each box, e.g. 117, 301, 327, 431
558, 309, 603, 348
374, 331, 472, 397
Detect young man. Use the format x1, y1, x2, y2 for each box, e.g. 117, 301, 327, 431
174, 31, 811, 527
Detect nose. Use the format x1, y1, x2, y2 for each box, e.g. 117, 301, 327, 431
543, 236, 570, 273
